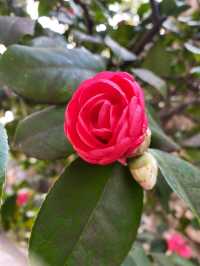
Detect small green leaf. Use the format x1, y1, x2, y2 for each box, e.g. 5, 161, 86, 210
122, 246, 152, 266
0, 16, 35, 45
38, 0, 59, 15
152, 253, 175, 266
0, 123, 8, 200
14, 106, 73, 160
185, 42, 200, 55
163, 17, 180, 33
190, 66, 200, 76
132, 68, 167, 97
148, 112, 179, 151
73, 30, 102, 45
29, 36, 68, 48
29, 160, 143, 266
143, 40, 173, 76
171, 254, 196, 266
182, 133, 200, 148
1, 195, 17, 230
150, 149, 200, 219
160, 0, 189, 16
155, 173, 172, 211
105, 36, 137, 62
0, 45, 105, 104
152, 253, 196, 266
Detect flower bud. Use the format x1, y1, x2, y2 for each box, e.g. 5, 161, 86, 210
132, 128, 151, 157
128, 151, 158, 190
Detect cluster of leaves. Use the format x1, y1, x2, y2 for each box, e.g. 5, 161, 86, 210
0, 0, 200, 265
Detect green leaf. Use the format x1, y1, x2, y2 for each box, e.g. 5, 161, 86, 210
150, 149, 200, 219
0, 16, 35, 45
155, 173, 172, 211
29, 160, 143, 266
1, 195, 17, 230
0, 1, 9, 16
0, 123, 8, 200
132, 68, 167, 97
137, 3, 150, 19
73, 30, 102, 45
160, 0, 189, 16
110, 23, 134, 47
0, 45, 105, 104
122, 246, 152, 266
163, 17, 180, 34
182, 133, 200, 148
143, 40, 173, 76
171, 254, 196, 266
185, 42, 200, 55
38, 0, 59, 16
14, 106, 73, 160
190, 66, 200, 76
148, 112, 179, 151
105, 36, 137, 62
184, 42, 200, 62
29, 36, 68, 48
152, 253, 175, 266
152, 253, 196, 266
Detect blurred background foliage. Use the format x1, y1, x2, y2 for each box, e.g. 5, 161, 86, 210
0, 0, 200, 265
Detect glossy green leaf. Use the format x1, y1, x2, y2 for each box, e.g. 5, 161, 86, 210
150, 149, 200, 218
160, 0, 189, 16
185, 42, 200, 55
0, 123, 8, 200
0, 45, 105, 104
152, 253, 174, 266
190, 66, 200, 76
152, 253, 196, 266
132, 68, 167, 97
73, 30, 102, 45
105, 36, 137, 62
0, 1, 8, 16
122, 246, 152, 266
14, 106, 73, 160
38, 0, 59, 15
155, 173, 172, 211
182, 133, 200, 148
137, 3, 150, 18
171, 254, 196, 266
1, 195, 17, 230
184, 42, 200, 62
143, 40, 173, 76
29, 36, 68, 48
29, 159, 143, 266
148, 113, 179, 151
110, 24, 134, 47
163, 17, 180, 34
0, 16, 35, 45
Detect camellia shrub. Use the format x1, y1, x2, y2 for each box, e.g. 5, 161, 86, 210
0, 0, 200, 265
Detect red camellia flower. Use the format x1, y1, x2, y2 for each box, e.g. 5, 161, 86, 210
16, 189, 30, 207
166, 233, 193, 258
64, 71, 148, 165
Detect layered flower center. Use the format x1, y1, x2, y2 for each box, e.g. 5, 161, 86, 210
64, 71, 148, 165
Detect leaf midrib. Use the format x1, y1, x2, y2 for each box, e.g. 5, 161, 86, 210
1, 64, 101, 72
63, 166, 114, 266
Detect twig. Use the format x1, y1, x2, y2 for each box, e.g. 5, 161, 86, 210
133, 17, 166, 54
74, 0, 94, 34
150, 0, 160, 25
132, 0, 166, 55
159, 98, 200, 121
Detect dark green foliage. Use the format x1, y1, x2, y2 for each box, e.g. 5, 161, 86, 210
29, 160, 143, 266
